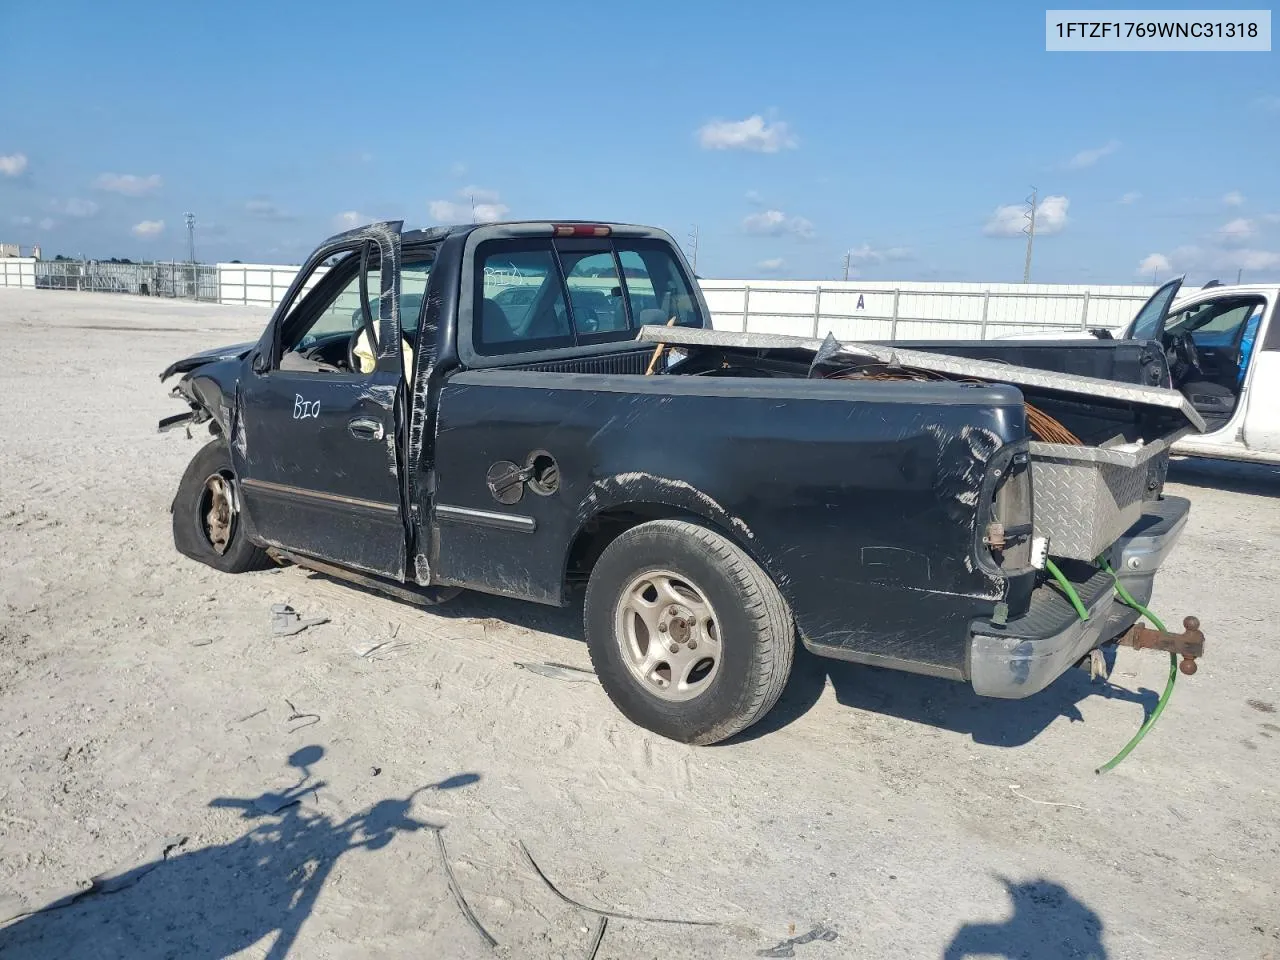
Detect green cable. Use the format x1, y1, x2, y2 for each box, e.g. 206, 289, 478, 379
1043, 558, 1090, 621
1094, 556, 1177, 775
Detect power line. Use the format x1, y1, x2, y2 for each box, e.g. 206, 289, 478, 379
1021, 187, 1036, 283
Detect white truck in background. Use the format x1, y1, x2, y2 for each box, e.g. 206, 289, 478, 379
1002, 279, 1280, 465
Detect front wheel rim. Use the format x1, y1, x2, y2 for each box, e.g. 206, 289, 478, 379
199, 472, 236, 555
614, 569, 721, 702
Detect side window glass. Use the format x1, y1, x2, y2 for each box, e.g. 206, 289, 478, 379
1191, 303, 1252, 340
617, 245, 702, 328
311, 259, 380, 343
560, 249, 629, 335
475, 244, 573, 354
277, 249, 378, 374
400, 258, 432, 338
277, 252, 343, 330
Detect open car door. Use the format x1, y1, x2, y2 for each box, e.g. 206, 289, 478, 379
1122, 275, 1184, 342
231, 221, 410, 579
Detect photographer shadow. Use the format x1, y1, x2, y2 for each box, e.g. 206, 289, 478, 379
0, 746, 480, 960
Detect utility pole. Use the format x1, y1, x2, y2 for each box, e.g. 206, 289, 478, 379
1237, 268, 1243, 284
687, 224, 699, 271
1021, 187, 1037, 283
842, 251, 851, 282
468, 193, 477, 223
184, 212, 196, 263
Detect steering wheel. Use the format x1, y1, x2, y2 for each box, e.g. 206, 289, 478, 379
1171, 331, 1200, 374
347, 328, 366, 372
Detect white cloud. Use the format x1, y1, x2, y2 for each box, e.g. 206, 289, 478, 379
1118, 191, 1142, 205
131, 219, 165, 238
1137, 253, 1172, 276
1066, 140, 1120, 169
756, 258, 786, 273
697, 115, 797, 153
95, 172, 162, 196
38, 217, 55, 231
1149, 244, 1280, 276
743, 210, 785, 233
449, 161, 467, 177
0, 153, 28, 177
1231, 249, 1280, 271
11, 215, 32, 225
742, 209, 814, 239
846, 243, 913, 265
459, 185, 500, 205
984, 195, 1069, 237
430, 199, 510, 223
984, 203, 1029, 237
334, 211, 364, 229
54, 198, 99, 218
1262, 212, 1280, 224
1222, 190, 1245, 207
428, 201, 461, 221
745, 189, 763, 204
428, 187, 510, 224
1217, 218, 1256, 245
1253, 95, 1280, 112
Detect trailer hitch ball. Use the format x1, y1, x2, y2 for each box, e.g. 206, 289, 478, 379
1179, 616, 1200, 675
1119, 615, 1204, 676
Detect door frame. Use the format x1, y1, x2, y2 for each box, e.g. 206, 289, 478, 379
1173, 292, 1278, 454
232, 220, 414, 576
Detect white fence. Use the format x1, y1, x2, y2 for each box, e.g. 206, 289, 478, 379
217, 262, 309, 307
699, 279, 1155, 340
5, 257, 1160, 341
0, 257, 36, 288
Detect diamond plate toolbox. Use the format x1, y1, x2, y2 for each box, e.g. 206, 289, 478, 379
1029, 438, 1171, 560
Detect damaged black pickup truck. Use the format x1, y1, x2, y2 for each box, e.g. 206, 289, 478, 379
160, 219, 1206, 744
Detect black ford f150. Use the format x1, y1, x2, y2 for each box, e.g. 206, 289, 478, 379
160, 220, 1205, 744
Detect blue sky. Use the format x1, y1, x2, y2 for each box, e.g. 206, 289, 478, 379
1, 0, 1277, 283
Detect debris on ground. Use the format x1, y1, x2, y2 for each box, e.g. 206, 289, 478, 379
283, 698, 320, 732
756, 923, 839, 958
270, 604, 329, 637
513, 661, 600, 684
436, 830, 498, 947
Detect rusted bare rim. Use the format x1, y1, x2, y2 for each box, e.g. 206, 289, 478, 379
614, 568, 720, 702
199, 472, 236, 556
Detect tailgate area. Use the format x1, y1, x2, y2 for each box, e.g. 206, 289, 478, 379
967, 496, 1190, 698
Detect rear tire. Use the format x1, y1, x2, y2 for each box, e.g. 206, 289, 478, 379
583, 519, 794, 745
171, 439, 271, 573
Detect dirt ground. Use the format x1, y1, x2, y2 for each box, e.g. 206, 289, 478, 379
0, 288, 1277, 960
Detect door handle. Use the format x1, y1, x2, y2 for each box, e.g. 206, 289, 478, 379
348, 417, 385, 441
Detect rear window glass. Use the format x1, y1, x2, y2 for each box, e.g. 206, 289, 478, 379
615, 243, 701, 328
472, 236, 702, 356
476, 242, 573, 354
559, 248, 629, 337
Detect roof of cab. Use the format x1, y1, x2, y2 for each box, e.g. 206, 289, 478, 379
401, 220, 660, 244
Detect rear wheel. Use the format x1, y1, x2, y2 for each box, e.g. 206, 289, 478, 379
171, 439, 271, 573
583, 519, 794, 745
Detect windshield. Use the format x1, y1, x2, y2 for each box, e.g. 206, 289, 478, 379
1126, 276, 1184, 341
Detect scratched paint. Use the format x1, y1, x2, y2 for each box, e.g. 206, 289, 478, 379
582, 471, 755, 541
